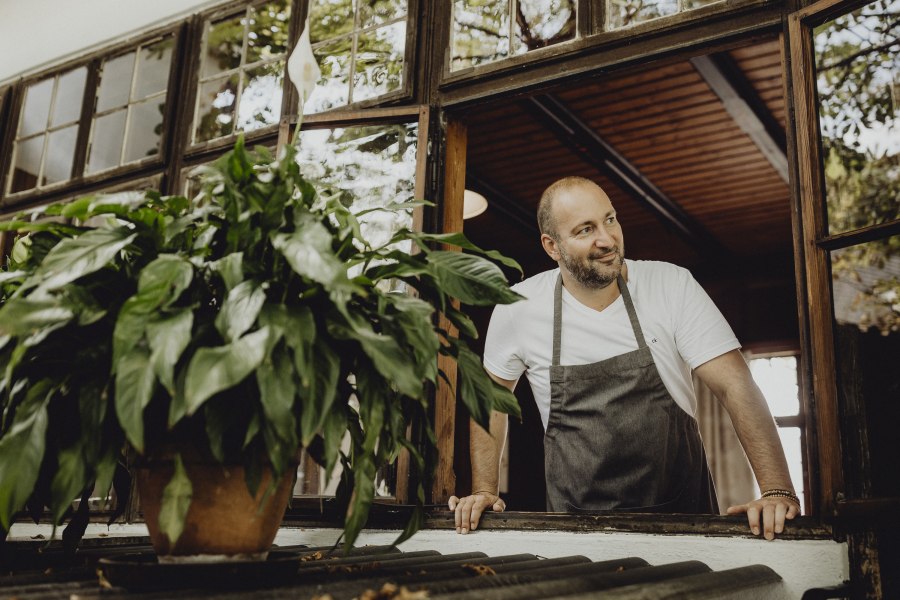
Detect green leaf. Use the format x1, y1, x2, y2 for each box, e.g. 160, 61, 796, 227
209, 252, 244, 292
257, 347, 298, 475
50, 444, 88, 523
329, 307, 421, 399
25, 228, 137, 293
319, 404, 347, 480
158, 454, 193, 547
394, 229, 524, 275
146, 310, 194, 394
342, 454, 376, 551
455, 342, 516, 431
261, 305, 316, 389
183, 327, 270, 416
0, 384, 51, 530
299, 340, 340, 447
271, 213, 354, 292
215, 280, 266, 342
382, 294, 439, 383
442, 304, 478, 339
427, 251, 523, 306
0, 295, 75, 337
114, 346, 156, 452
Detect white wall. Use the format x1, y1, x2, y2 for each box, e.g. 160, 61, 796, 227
0, 0, 223, 85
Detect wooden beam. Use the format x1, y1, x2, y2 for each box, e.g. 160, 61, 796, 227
690, 53, 789, 183
525, 94, 729, 257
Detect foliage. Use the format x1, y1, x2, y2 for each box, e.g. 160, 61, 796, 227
814, 1, 899, 335
0, 137, 522, 551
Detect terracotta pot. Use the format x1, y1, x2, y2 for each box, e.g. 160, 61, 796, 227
137, 454, 295, 562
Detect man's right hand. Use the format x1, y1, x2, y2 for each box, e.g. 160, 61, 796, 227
448, 492, 506, 534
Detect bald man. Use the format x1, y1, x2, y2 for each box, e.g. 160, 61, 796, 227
449, 176, 800, 540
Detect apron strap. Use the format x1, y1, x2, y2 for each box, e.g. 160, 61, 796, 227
551, 271, 648, 368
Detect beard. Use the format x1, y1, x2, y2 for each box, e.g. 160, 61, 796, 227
559, 245, 624, 289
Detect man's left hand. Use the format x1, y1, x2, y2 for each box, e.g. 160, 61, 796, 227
726, 496, 800, 540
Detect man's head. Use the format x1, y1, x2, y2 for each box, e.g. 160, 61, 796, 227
538, 177, 625, 289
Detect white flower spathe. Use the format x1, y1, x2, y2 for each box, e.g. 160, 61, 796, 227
287, 18, 321, 111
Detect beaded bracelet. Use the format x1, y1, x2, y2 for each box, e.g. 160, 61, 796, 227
761, 488, 800, 505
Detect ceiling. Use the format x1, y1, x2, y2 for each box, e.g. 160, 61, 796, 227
458, 38, 798, 348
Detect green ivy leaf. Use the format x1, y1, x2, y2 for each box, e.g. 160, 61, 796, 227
50, 444, 88, 523
394, 230, 523, 275
209, 252, 244, 292
342, 453, 376, 551
299, 340, 340, 448
183, 327, 270, 416
114, 346, 156, 452
257, 347, 298, 475
455, 342, 521, 432
158, 454, 193, 547
0, 295, 75, 337
215, 280, 266, 342
271, 213, 354, 292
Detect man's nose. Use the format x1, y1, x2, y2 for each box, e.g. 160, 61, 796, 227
593, 228, 614, 247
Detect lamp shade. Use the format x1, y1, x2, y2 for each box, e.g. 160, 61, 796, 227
463, 189, 488, 219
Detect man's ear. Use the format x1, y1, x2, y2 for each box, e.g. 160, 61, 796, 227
541, 233, 560, 261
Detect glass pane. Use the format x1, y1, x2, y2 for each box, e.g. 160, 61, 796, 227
814, 0, 900, 235
134, 38, 174, 99
97, 52, 135, 112
359, 0, 407, 29
9, 135, 45, 193
776, 427, 805, 511
832, 235, 899, 334
87, 110, 127, 173
194, 74, 239, 142
44, 125, 78, 184
50, 67, 87, 126
309, 0, 355, 42
124, 98, 165, 162
247, 0, 291, 64
237, 61, 284, 132
512, 0, 576, 55
353, 22, 405, 102
19, 78, 54, 137
451, 0, 510, 70
608, 0, 679, 29
683, 0, 722, 8
831, 235, 900, 497
201, 14, 246, 79
296, 123, 417, 251
307, 38, 352, 113
749, 356, 800, 417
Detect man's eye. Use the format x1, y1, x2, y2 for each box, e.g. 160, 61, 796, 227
606, 217, 617, 225
578, 227, 592, 235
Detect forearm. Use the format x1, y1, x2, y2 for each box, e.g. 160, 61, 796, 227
470, 411, 508, 494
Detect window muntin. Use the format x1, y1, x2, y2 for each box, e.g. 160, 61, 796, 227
86, 37, 175, 174
450, 0, 576, 71
7, 67, 87, 194
307, 0, 408, 112
193, 0, 292, 143
813, 0, 899, 235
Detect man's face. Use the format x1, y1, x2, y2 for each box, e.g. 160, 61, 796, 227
543, 183, 625, 289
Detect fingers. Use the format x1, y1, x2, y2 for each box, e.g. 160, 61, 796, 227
448, 496, 459, 511
732, 497, 800, 539
762, 502, 776, 540
774, 502, 788, 534
452, 494, 499, 534
746, 504, 761, 537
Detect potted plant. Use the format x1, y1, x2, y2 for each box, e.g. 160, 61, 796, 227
0, 136, 522, 559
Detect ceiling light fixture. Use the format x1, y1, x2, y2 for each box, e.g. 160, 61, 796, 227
463, 189, 488, 219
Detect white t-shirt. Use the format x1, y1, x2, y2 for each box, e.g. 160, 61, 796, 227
483, 260, 740, 429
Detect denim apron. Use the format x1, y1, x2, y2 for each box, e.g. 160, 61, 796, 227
544, 274, 718, 514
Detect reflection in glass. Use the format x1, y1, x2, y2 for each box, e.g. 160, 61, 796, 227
135, 39, 174, 99
832, 235, 899, 335
238, 61, 284, 132
195, 75, 239, 142
201, 14, 245, 79
308, 38, 352, 112
296, 123, 417, 252
246, 2, 291, 64
51, 67, 87, 126
97, 53, 135, 112
354, 23, 405, 102
815, 0, 899, 234
359, 0, 406, 28
44, 125, 78, 184
831, 235, 900, 497
309, 0, 355, 41
124, 98, 165, 162
9, 136, 45, 193
608, 0, 678, 29
19, 78, 54, 137
749, 356, 800, 417
87, 110, 127, 173
451, 0, 576, 70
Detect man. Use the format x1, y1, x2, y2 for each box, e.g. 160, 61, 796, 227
449, 176, 801, 540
